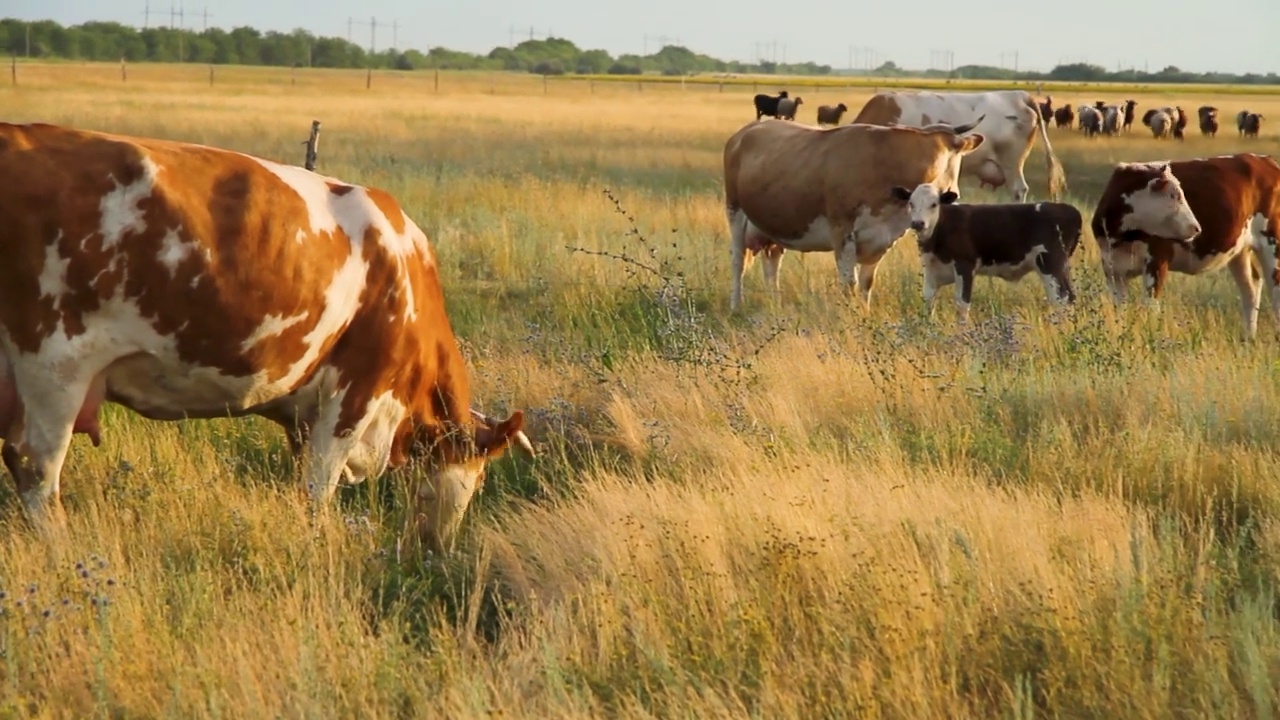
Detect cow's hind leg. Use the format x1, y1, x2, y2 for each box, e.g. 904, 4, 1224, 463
1227, 252, 1262, 340
1, 366, 99, 536
760, 244, 785, 296
728, 208, 751, 311
1035, 249, 1075, 305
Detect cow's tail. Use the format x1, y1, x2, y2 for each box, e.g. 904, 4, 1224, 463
1029, 96, 1067, 201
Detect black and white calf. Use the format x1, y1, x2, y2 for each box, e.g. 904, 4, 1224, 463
892, 184, 1083, 321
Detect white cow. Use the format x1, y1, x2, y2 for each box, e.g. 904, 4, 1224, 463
851, 89, 1066, 202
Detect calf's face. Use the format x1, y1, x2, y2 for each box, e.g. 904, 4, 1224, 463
1117, 167, 1201, 243
891, 184, 960, 240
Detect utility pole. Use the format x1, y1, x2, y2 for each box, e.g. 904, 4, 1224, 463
392, 20, 398, 50
141, 0, 154, 29
197, 6, 212, 31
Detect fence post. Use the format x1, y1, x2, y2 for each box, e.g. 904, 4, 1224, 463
291, 66, 296, 85
543, 74, 547, 94
434, 68, 439, 92
366, 67, 372, 89
209, 65, 214, 86
302, 120, 321, 171
9, 56, 14, 86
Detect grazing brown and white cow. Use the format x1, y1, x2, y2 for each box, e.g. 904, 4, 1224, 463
723, 118, 986, 310
1091, 154, 1280, 339
893, 185, 1082, 321
850, 90, 1065, 202
0, 122, 534, 551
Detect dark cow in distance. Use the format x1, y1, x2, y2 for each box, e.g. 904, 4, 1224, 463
1053, 104, 1075, 129
1121, 100, 1138, 133
1243, 113, 1265, 138
753, 91, 789, 120
816, 103, 848, 126
893, 185, 1081, 320
1038, 96, 1053, 123
1092, 155, 1280, 340
1198, 106, 1219, 137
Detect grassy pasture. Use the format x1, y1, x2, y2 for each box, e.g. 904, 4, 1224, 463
2, 63, 1280, 718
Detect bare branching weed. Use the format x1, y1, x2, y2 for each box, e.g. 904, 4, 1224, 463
2, 63, 1280, 718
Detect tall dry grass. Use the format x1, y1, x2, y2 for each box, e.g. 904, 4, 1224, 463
1, 63, 1280, 718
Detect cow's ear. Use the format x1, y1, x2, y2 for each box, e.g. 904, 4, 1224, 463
890, 186, 912, 202
940, 190, 959, 205
474, 410, 532, 459
955, 133, 985, 152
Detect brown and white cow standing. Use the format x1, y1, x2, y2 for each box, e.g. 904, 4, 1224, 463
892, 186, 1082, 321
850, 90, 1066, 202
0, 122, 533, 551
723, 118, 986, 310
1091, 154, 1280, 339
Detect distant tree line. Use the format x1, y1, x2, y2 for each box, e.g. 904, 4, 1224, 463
3, 18, 1277, 85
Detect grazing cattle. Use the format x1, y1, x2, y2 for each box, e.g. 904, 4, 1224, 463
1142, 108, 1158, 127
1053, 104, 1075, 129
851, 90, 1065, 201
1198, 106, 1219, 137
0, 122, 534, 551
776, 96, 804, 121
1077, 106, 1101, 136
1148, 110, 1174, 139
723, 117, 987, 310
892, 185, 1082, 320
1243, 113, 1264, 138
1100, 105, 1123, 135
816, 103, 849, 126
1091, 154, 1280, 340
753, 91, 789, 120
1121, 100, 1139, 133
1172, 106, 1188, 140
1039, 96, 1054, 123
1237, 110, 1251, 136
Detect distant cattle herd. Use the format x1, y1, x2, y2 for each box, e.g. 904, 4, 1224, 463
754, 89, 1268, 141
732, 87, 1280, 341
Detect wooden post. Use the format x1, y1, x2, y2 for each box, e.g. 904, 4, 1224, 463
543, 74, 547, 94
9, 56, 14, 86
291, 66, 296, 85
209, 65, 214, 86
589, 79, 594, 94
434, 68, 439, 92
120, 56, 127, 82
366, 67, 372, 89
637, 80, 642, 92
302, 120, 321, 171
718, 82, 723, 93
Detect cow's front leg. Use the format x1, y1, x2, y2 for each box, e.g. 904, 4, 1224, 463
833, 225, 860, 298
1142, 252, 1171, 310
955, 263, 976, 324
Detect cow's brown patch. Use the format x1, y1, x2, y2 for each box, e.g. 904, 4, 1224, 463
328, 182, 355, 196
851, 94, 903, 125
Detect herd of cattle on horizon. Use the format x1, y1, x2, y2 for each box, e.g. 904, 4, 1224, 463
0, 83, 1278, 553
752, 90, 1269, 139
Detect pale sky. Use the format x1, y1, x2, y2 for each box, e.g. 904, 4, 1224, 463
9, 0, 1280, 76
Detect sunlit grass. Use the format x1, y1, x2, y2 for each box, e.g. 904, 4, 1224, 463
1, 63, 1279, 718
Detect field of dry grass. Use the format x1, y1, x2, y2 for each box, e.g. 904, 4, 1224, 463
3, 62, 1280, 718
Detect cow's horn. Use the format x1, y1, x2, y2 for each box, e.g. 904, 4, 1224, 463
951, 114, 986, 135
471, 409, 536, 457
